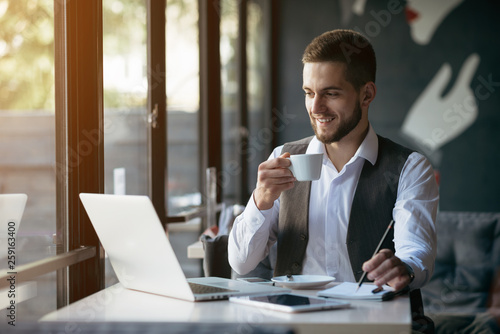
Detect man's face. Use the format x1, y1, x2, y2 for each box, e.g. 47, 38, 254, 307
303, 62, 364, 144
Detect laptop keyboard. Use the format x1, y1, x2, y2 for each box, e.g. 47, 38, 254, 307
188, 282, 238, 294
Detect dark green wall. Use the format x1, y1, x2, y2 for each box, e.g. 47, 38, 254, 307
276, 0, 500, 212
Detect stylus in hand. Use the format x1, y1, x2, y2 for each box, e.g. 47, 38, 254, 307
355, 220, 395, 292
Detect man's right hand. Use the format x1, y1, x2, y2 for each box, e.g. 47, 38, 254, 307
253, 152, 296, 210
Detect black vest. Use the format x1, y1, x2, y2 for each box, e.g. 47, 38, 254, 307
274, 135, 413, 279
273, 135, 428, 325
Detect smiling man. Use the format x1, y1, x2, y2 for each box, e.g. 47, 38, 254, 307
228, 30, 438, 328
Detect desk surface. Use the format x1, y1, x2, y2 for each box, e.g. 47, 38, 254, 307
41, 282, 411, 334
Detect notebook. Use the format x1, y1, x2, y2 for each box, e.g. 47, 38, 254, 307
317, 282, 398, 301
79, 193, 290, 302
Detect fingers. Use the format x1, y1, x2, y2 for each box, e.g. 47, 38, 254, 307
257, 154, 294, 184
254, 152, 295, 210
362, 249, 411, 290
257, 164, 293, 183
260, 152, 291, 170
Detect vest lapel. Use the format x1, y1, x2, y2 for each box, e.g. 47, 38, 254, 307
347, 136, 413, 280
347, 159, 397, 280
275, 180, 311, 275
274, 136, 313, 276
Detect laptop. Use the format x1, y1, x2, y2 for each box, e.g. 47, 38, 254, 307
0, 194, 28, 240
79, 193, 290, 301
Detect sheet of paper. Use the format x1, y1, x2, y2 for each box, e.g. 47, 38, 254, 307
317, 282, 395, 300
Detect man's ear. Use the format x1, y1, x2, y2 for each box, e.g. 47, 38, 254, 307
361, 82, 376, 107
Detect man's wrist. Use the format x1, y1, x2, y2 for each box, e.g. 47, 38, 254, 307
253, 190, 274, 211
403, 262, 415, 284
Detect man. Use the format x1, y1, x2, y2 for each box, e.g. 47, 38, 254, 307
228, 29, 438, 294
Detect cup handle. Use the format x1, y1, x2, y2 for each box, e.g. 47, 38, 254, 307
285, 157, 294, 176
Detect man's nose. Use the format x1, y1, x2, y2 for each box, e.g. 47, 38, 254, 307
311, 95, 325, 113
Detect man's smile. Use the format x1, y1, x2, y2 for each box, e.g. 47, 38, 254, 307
317, 118, 334, 123
313, 115, 336, 126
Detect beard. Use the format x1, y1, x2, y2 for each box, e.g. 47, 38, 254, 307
311, 100, 362, 144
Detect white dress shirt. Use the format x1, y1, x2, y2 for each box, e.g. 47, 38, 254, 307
228, 125, 439, 289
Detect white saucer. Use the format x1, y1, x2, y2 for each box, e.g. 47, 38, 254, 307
271, 275, 336, 289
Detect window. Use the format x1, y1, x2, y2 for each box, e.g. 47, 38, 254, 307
103, 0, 149, 199
0, 0, 57, 321
221, 0, 274, 205
166, 0, 200, 215
220, 0, 240, 204
246, 0, 272, 195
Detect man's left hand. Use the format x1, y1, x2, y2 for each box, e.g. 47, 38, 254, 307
361, 249, 411, 291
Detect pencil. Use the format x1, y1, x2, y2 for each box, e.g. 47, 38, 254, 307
355, 219, 395, 292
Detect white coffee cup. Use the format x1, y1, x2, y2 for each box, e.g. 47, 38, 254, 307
287, 153, 323, 181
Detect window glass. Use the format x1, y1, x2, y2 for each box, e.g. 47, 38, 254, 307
246, 0, 270, 195
166, 0, 201, 278
103, 0, 148, 286
220, 0, 239, 204
0, 0, 57, 321
103, 0, 148, 197
166, 0, 200, 215
220, 0, 271, 204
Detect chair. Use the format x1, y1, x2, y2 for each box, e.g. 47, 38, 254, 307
422, 211, 500, 333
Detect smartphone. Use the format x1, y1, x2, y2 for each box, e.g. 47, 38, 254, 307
236, 277, 274, 285
229, 293, 350, 313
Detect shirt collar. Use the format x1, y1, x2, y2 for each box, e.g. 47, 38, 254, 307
356, 124, 378, 166
307, 123, 378, 166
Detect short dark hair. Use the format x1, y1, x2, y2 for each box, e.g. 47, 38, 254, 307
302, 29, 376, 90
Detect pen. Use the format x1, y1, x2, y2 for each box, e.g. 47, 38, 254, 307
381, 286, 410, 301
355, 219, 395, 292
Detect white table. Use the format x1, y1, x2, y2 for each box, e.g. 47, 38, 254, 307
41, 282, 411, 333
187, 240, 204, 259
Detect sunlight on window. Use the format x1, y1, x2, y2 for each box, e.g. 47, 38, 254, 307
103, 0, 147, 109
0, 0, 55, 112
166, 0, 199, 113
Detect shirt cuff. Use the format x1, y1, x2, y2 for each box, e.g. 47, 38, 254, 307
400, 257, 428, 290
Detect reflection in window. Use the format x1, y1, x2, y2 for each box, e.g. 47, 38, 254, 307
0, 0, 56, 321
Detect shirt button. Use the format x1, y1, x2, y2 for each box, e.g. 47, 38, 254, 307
299, 233, 307, 241
292, 263, 300, 271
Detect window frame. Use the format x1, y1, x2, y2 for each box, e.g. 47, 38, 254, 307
147, 0, 167, 225
53, 0, 105, 306
199, 0, 222, 203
